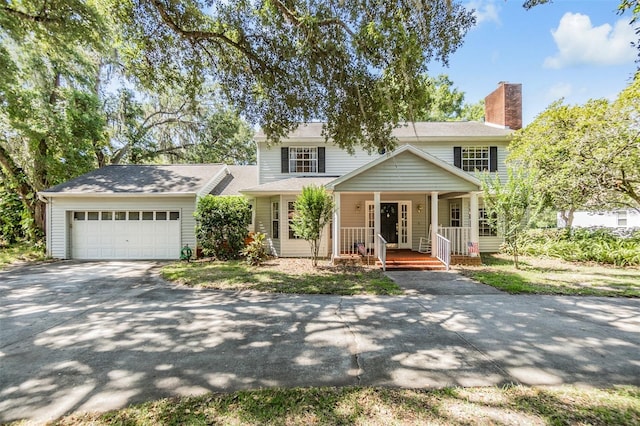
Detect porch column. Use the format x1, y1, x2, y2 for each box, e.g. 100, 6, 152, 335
431, 192, 438, 254
332, 192, 341, 260
470, 191, 480, 256
374, 192, 381, 253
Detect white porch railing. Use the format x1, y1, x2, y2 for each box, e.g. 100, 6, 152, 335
435, 233, 451, 271
340, 227, 375, 256
438, 226, 471, 255
377, 234, 388, 271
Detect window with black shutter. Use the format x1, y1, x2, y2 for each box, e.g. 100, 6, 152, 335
281, 147, 289, 173
454, 146, 498, 172
283, 147, 323, 173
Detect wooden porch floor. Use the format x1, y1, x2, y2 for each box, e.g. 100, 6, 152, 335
337, 249, 482, 270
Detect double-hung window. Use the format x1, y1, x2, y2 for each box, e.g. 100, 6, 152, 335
289, 147, 317, 173
479, 208, 497, 236
281, 147, 325, 174
454, 146, 498, 172
272, 202, 279, 239
450, 202, 461, 227
462, 147, 489, 172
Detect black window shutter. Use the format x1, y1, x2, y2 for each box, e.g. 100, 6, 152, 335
489, 146, 498, 172
318, 147, 325, 173
281, 147, 289, 173
453, 147, 462, 169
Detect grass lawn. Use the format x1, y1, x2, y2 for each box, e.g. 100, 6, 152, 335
161, 258, 402, 296
47, 385, 640, 425
459, 254, 640, 297
0, 242, 46, 270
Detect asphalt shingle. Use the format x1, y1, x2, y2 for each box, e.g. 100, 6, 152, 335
41, 164, 226, 194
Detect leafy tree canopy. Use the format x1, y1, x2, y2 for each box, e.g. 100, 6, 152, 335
481, 167, 535, 269
509, 74, 640, 220
105, 0, 476, 153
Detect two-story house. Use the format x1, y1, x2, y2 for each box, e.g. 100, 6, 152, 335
39, 82, 521, 266
243, 82, 521, 266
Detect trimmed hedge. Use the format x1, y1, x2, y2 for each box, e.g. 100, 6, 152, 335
515, 228, 640, 266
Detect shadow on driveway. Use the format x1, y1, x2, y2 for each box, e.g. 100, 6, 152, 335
1, 261, 639, 424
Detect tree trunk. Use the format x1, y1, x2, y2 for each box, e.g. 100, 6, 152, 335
0, 142, 42, 238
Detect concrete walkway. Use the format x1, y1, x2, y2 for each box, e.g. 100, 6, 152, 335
1, 261, 639, 424
385, 270, 504, 295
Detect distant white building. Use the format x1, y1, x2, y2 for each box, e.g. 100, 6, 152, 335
558, 210, 640, 228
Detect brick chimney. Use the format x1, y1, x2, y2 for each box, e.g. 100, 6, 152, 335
484, 82, 522, 130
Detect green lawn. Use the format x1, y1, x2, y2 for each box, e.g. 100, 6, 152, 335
161, 259, 402, 296
460, 254, 640, 297
0, 243, 46, 270
47, 385, 640, 426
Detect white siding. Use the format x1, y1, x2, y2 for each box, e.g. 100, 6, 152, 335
335, 152, 479, 192
47, 196, 196, 259
562, 210, 640, 228
279, 195, 330, 258
258, 141, 376, 184
479, 199, 502, 253
253, 196, 280, 256
257, 140, 510, 184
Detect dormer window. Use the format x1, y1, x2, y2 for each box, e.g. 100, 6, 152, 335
281, 146, 326, 174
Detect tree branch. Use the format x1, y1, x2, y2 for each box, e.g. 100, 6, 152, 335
0, 4, 61, 24
149, 0, 269, 70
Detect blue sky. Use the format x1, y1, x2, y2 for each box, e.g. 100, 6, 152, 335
429, 0, 638, 125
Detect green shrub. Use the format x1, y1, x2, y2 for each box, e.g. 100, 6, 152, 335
0, 184, 27, 245
514, 228, 640, 266
195, 195, 251, 260
241, 232, 269, 266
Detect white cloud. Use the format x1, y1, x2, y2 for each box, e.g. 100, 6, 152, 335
544, 13, 636, 69
546, 82, 573, 100
466, 0, 501, 26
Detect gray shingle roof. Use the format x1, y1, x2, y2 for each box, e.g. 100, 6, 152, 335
255, 121, 513, 141
210, 165, 258, 196
41, 164, 226, 194
241, 176, 338, 194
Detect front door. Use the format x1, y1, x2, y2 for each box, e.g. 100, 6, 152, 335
380, 203, 398, 245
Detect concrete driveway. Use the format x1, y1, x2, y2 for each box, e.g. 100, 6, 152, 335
1, 261, 639, 424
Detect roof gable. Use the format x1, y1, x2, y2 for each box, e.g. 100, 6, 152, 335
329, 145, 481, 192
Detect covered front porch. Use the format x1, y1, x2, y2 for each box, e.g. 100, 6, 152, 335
331, 192, 482, 270
326, 145, 485, 270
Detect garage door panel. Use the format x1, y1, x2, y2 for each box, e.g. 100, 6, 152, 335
71, 211, 181, 260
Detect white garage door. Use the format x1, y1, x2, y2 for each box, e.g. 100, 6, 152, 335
71, 210, 181, 260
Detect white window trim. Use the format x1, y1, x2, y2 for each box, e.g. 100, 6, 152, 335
462, 146, 490, 172
288, 146, 318, 174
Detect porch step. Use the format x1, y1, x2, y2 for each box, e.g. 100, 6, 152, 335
376, 259, 447, 271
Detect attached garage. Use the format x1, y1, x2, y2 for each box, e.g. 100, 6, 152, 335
70, 210, 181, 260
39, 164, 233, 260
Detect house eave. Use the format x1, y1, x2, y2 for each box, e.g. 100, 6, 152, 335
37, 192, 197, 198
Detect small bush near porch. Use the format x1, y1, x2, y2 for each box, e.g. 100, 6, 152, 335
459, 254, 640, 297
161, 258, 401, 295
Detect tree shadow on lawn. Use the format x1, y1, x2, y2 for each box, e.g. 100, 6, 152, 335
59, 385, 640, 425
161, 261, 402, 296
